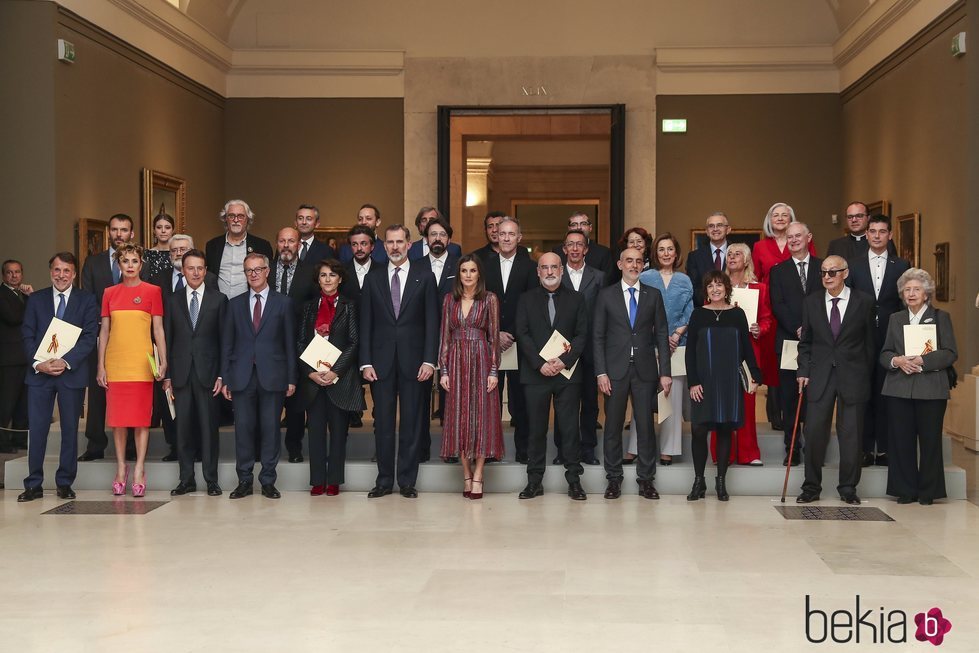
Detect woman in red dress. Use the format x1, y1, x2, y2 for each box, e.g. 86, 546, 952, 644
439, 255, 503, 499
751, 202, 818, 284
711, 244, 777, 465
96, 244, 166, 497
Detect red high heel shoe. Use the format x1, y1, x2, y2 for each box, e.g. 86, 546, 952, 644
470, 479, 483, 500
112, 465, 129, 496
310, 485, 326, 496
132, 470, 146, 498
463, 477, 472, 498
325, 485, 340, 496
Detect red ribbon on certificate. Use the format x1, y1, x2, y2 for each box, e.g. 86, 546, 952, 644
46, 334, 59, 354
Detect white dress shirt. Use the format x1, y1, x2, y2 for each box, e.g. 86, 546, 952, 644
429, 252, 448, 286
908, 305, 928, 324
793, 254, 812, 282
620, 279, 640, 314
388, 262, 407, 301
499, 253, 516, 292
824, 286, 851, 322
299, 236, 315, 261
354, 259, 371, 289
35, 286, 74, 372
250, 286, 270, 317
566, 262, 585, 291
186, 282, 205, 311
171, 269, 185, 292
868, 248, 888, 298
711, 242, 729, 267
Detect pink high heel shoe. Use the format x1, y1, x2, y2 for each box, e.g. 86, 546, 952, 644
132, 470, 146, 498
112, 466, 129, 496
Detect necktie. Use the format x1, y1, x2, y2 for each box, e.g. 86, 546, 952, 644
175, 273, 184, 292
280, 265, 289, 294
56, 293, 66, 320
112, 258, 121, 284
713, 248, 722, 270
252, 293, 262, 333
547, 292, 556, 326
190, 290, 199, 329
300, 240, 308, 262
391, 267, 402, 318
798, 261, 807, 292
628, 287, 638, 329
830, 297, 842, 340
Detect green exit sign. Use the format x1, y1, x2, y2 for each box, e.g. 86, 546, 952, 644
662, 119, 687, 133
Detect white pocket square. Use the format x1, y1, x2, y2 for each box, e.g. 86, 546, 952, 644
924, 317, 935, 323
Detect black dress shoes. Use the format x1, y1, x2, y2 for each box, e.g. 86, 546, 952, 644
875, 454, 888, 467
861, 452, 876, 467
261, 484, 281, 499
78, 450, 104, 462
207, 483, 222, 496
399, 486, 418, 498
621, 456, 635, 465
161, 450, 179, 462
840, 493, 861, 505
442, 456, 459, 464
515, 454, 528, 465
349, 414, 363, 428
568, 481, 587, 500
367, 486, 392, 498
603, 480, 621, 499
229, 482, 253, 499
170, 482, 197, 496
896, 496, 916, 504
919, 498, 934, 506
56, 486, 76, 500
783, 451, 800, 466
418, 453, 431, 463
796, 491, 820, 503
518, 483, 543, 499
638, 480, 660, 500
552, 455, 566, 465
581, 454, 600, 466
288, 454, 304, 464
17, 486, 43, 502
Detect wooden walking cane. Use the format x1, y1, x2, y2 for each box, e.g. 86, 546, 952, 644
780, 391, 805, 503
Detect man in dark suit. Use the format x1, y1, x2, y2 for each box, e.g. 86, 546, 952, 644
471, 211, 506, 264
769, 222, 823, 466
557, 230, 604, 465
515, 253, 589, 500
204, 199, 274, 300
18, 252, 98, 501
221, 253, 297, 500
483, 217, 538, 463
0, 259, 32, 452
359, 224, 439, 498
408, 207, 462, 261
417, 216, 459, 461
552, 212, 614, 282
340, 225, 377, 429
79, 213, 134, 461
294, 204, 337, 265
163, 249, 228, 497
845, 215, 910, 467
827, 201, 897, 260
796, 255, 876, 505
686, 212, 731, 307
338, 204, 389, 265
594, 248, 672, 500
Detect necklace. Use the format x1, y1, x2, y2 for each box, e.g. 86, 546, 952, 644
711, 309, 723, 322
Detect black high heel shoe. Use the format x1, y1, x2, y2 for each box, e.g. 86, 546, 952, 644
715, 475, 729, 502
687, 476, 706, 501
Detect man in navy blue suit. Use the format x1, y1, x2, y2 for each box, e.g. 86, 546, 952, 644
18, 252, 99, 501
294, 204, 336, 265
221, 253, 297, 500
360, 224, 439, 498
686, 212, 731, 307
408, 207, 462, 261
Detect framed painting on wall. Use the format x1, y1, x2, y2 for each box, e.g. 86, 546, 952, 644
141, 168, 186, 249
934, 242, 949, 302
689, 229, 764, 254
314, 227, 351, 252
866, 199, 891, 217
895, 212, 920, 267
76, 218, 109, 272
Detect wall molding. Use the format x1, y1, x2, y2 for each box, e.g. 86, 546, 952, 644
833, 0, 920, 67
226, 49, 405, 97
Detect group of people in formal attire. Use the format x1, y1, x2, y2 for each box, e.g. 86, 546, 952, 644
6, 198, 957, 506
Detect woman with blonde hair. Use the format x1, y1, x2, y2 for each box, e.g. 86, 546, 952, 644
751, 202, 818, 283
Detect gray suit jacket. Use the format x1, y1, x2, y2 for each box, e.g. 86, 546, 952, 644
592, 282, 671, 382
561, 264, 604, 364
879, 305, 958, 400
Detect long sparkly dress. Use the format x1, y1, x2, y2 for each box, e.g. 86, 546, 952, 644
102, 282, 163, 427
438, 292, 504, 459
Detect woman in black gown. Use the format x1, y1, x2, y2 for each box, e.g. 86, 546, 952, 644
685, 270, 763, 501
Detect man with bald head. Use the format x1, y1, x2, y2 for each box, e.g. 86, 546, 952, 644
796, 254, 875, 505
515, 253, 589, 500
593, 248, 671, 500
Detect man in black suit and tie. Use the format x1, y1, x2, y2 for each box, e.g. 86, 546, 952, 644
338, 204, 389, 265
360, 224, 439, 498
18, 252, 98, 501
340, 225, 377, 429
594, 248, 672, 500
0, 259, 32, 452
418, 216, 459, 461
204, 199, 274, 300
221, 253, 297, 500
845, 215, 910, 467
79, 213, 134, 461
408, 207, 462, 261
163, 249, 228, 497
769, 222, 823, 466
796, 255, 876, 505
295, 204, 337, 265
557, 230, 604, 465
515, 253, 589, 500
552, 212, 614, 282
483, 217, 538, 463
686, 212, 731, 307
827, 201, 897, 260
471, 211, 506, 265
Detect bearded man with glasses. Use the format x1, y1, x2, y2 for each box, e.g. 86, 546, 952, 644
205, 199, 274, 299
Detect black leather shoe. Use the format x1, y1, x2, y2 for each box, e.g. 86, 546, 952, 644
206, 483, 222, 496
581, 454, 600, 466
687, 476, 707, 501
796, 491, 820, 503
399, 486, 418, 498
442, 456, 459, 464
77, 450, 104, 462
229, 482, 253, 499
659, 457, 673, 466
418, 453, 430, 463
367, 486, 392, 498
17, 486, 43, 502
515, 454, 528, 465
638, 480, 660, 500
861, 452, 875, 467
161, 451, 178, 462
518, 483, 543, 499
621, 456, 635, 465
288, 454, 304, 464
261, 484, 281, 499
783, 451, 800, 467
603, 480, 621, 499
349, 414, 363, 428
568, 481, 587, 500
919, 498, 934, 506
715, 475, 729, 502
840, 493, 861, 505
552, 455, 566, 465
896, 496, 916, 504
170, 482, 197, 496
56, 486, 76, 500
875, 454, 888, 467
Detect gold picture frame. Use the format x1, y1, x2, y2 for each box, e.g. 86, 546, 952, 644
895, 212, 920, 268
141, 168, 186, 248
689, 229, 764, 254
76, 218, 109, 272
314, 227, 351, 252
866, 199, 891, 217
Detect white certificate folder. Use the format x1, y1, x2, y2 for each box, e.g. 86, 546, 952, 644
300, 334, 343, 377
33, 317, 82, 362
903, 325, 937, 356
538, 330, 578, 380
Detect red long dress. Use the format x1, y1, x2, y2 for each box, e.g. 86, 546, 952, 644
752, 236, 818, 284
438, 293, 505, 459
